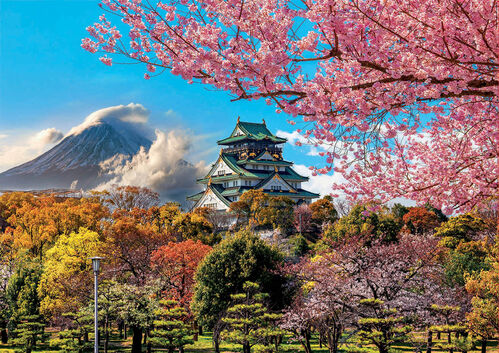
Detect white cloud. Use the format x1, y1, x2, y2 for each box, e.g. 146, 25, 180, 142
30, 128, 63, 146
277, 129, 331, 156
67, 103, 149, 136
294, 164, 348, 198
0, 128, 64, 172
97, 129, 208, 203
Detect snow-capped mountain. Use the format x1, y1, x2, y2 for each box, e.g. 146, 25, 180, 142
0, 119, 152, 190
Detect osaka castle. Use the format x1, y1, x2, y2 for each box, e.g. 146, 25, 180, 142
187, 118, 319, 211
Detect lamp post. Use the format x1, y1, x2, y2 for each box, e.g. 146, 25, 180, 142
90, 257, 104, 353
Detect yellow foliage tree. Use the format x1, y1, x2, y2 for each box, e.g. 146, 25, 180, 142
38, 228, 103, 321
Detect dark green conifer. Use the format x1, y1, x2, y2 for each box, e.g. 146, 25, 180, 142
11, 314, 47, 353
150, 299, 193, 353
221, 281, 284, 353
347, 298, 411, 353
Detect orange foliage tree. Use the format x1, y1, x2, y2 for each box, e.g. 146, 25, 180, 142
402, 207, 441, 234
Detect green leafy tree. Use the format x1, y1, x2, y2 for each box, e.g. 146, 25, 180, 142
435, 214, 488, 249
324, 204, 400, 243
221, 281, 283, 353
435, 213, 492, 287
150, 299, 193, 353
6, 261, 42, 337
347, 299, 411, 353
191, 230, 287, 352
258, 196, 294, 233
112, 283, 158, 353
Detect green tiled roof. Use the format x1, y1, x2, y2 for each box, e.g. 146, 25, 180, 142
210, 184, 232, 207
264, 190, 319, 198
218, 121, 287, 145
250, 167, 309, 182
189, 185, 232, 208
186, 190, 204, 201
197, 165, 309, 184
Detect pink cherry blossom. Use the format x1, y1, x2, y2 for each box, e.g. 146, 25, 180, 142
82, 0, 497, 212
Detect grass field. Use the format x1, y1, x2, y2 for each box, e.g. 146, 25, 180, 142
0, 331, 497, 353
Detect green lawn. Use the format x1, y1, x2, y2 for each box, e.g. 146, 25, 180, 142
0, 332, 497, 353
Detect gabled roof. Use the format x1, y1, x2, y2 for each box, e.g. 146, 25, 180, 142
255, 171, 297, 192
217, 120, 287, 145
190, 184, 231, 208
203, 153, 254, 180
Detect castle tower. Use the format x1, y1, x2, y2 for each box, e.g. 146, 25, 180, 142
187, 118, 319, 210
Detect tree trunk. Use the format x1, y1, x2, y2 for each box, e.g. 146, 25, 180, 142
481, 339, 487, 353
213, 334, 220, 353
119, 321, 124, 339
104, 318, 110, 353
243, 342, 251, 353
131, 326, 143, 353
437, 332, 441, 340
0, 328, 7, 344
302, 330, 312, 353
193, 321, 198, 341
427, 330, 432, 353
448, 331, 453, 353
198, 324, 203, 336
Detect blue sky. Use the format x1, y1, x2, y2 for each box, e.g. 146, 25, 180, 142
0, 0, 337, 196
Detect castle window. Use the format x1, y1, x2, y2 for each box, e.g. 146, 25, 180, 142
218, 170, 225, 176
271, 185, 282, 191
263, 165, 270, 170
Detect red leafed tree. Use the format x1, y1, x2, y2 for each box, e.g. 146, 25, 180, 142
82, 0, 497, 213
151, 239, 212, 307
402, 207, 442, 234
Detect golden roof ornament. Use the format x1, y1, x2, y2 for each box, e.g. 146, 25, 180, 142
274, 166, 278, 172
208, 176, 212, 185
237, 116, 240, 123
262, 118, 266, 126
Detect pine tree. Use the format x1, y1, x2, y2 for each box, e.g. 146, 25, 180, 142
221, 281, 284, 353
347, 298, 411, 353
50, 310, 93, 353
11, 314, 47, 353
429, 305, 470, 353
149, 299, 193, 353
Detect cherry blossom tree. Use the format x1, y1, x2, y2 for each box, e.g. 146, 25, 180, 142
83, 0, 497, 213
281, 233, 463, 353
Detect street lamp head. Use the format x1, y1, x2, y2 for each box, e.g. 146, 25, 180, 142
90, 257, 104, 273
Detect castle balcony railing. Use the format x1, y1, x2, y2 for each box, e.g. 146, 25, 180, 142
222, 145, 282, 156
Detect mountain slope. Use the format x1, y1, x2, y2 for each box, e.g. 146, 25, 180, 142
0, 122, 152, 190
